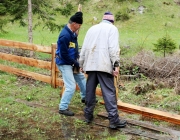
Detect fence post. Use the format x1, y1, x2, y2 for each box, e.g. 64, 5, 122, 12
51, 43, 58, 88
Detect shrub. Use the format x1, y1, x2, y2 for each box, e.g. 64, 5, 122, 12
115, 0, 134, 2
115, 10, 130, 21
153, 35, 176, 57
78, 0, 89, 4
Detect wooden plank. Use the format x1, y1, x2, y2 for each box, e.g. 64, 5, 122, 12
126, 119, 180, 137
93, 121, 174, 140
0, 64, 64, 87
75, 85, 102, 96
98, 111, 180, 137
0, 39, 51, 54
0, 52, 51, 70
99, 101, 180, 125
60, 73, 102, 97
0, 64, 51, 84
56, 78, 64, 87
14, 98, 175, 140
96, 88, 102, 96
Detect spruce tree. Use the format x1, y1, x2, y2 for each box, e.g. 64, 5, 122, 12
0, 0, 64, 33
153, 35, 176, 57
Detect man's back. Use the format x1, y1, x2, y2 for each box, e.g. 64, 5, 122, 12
79, 20, 120, 74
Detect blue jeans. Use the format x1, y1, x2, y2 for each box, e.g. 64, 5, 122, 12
57, 65, 86, 110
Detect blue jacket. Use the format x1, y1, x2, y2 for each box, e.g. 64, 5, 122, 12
55, 25, 79, 65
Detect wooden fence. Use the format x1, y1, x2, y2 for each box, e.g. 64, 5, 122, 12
0, 39, 180, 125
0, 39, 63, 88
0, 39, 102, 95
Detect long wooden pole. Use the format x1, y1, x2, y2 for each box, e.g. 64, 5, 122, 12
114, 68, 119, 100
77, 4, 82, 12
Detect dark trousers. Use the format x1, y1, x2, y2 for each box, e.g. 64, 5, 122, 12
84, 71, 120, 124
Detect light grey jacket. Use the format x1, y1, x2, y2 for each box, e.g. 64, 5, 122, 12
79, 20, 120, 74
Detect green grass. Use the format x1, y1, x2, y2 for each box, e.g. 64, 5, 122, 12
0, 0, 180, 139
1, 0, 180, 56
1, 1, 180, 62
1, 69, 179, 139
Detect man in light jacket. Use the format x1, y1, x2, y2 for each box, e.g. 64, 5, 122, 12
79, 11, 127, 129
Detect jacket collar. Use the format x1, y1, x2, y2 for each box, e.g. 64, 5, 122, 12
101, 20, 113, 24
65, 25, 77, 38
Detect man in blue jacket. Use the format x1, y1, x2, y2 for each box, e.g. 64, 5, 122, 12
55, 12, 86, 116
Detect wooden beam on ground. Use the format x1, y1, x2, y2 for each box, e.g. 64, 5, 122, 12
97, 111, 180, 137
95, 88, 102, 96
99, 100, 180, 125
60, 72, 102, 97
60, 83, 102, 97
76, 86, 102, 96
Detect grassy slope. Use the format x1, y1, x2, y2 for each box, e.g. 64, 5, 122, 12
75, 0, 178, 56
1, 0, 180, 53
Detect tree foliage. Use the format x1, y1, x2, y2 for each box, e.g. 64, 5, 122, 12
153, 35, 176, 57
0, 0, 70, 33
55, 3, 74, 17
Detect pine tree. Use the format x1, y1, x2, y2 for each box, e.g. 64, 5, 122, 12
0, 0, 64, 33
0, 0, 69, 56
153, 35, 176, 57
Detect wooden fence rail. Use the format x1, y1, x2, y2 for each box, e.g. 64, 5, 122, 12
0, 39, 180, 125
0, 39, 63, 87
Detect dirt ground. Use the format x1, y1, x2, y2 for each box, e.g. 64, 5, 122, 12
0, 77, 179, 140
0, 49, 180, 139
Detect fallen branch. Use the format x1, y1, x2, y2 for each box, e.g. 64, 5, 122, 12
120, 74, 140, 80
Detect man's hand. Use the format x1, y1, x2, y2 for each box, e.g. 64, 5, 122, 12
112, 67, 119, 77
80, 67, 84, 73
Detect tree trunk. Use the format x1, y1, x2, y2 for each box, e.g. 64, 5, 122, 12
164, 45, 166, 57
28, 0, 34, 57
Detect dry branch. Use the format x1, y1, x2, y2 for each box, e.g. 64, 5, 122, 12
132, 50, 180, 93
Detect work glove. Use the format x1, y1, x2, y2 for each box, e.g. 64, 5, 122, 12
114, 60, 120, 67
